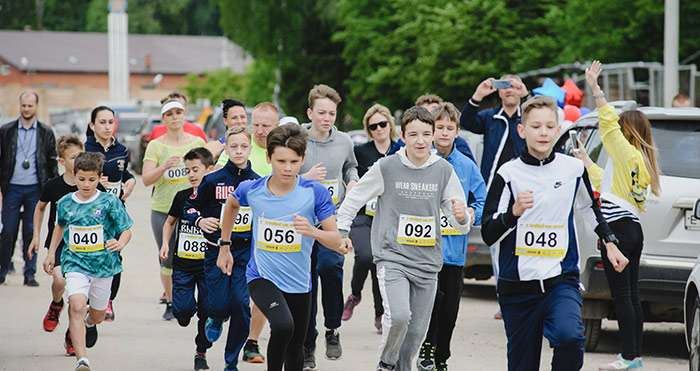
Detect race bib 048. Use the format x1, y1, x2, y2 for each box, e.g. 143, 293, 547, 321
397, 214, 436, 247
68, 225, 105, 253
320, 179, 339, 205
163, 163, 188, 185
177, 231, 207, 260
515, 222, 568, 258
440, 213, 464, 236
256, 217, 302, 253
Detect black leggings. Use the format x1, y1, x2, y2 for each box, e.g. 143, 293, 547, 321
349, 215, 384, 317
600, 218, 643, 360
249, 279, 311, 371
109, 255, 123, 300
425, 265, 464, 363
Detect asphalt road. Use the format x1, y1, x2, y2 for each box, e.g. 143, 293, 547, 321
0, 180, 689, 370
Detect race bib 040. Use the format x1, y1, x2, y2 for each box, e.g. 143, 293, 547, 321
256, 217, 302, 253
515, 222, 568, 258
320, 179, 339, 205
440, 213, 464, 236
163, 163, 188, 185
68, 225, 105, 253
397, 214, 436, 247
177, 231, 207, 260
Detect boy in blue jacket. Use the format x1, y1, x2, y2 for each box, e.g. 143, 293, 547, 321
417, 102, 486, 371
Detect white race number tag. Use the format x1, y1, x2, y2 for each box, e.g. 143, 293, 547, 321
440, 213, 464, 236
105, 182, 122, 197
515, 222, 568, 258
320, 179, 339, 205
163, 163, 188, 185
397, 214, 436, 247
365, 197, 378, 217
177, 231, 207, 260
256, 217, 302, 253
220, 206, 252, 233
68, 225, 105, 252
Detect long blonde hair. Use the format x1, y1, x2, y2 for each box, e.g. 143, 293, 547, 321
619, 110, 661, 196
362, 104, 398, 141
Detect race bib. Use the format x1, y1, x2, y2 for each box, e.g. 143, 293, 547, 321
256, 217, 302, 253
365, 197, 378, 217
220, 206, 252, 233
320, 179, 339, 205
177, 230, 207, 260
397, 214, 436, 247
163, 163, 188, 185
440, 213, 464, 236
105, 182, 122, 197
515, 222, 568, 258
68, 225, 104, 253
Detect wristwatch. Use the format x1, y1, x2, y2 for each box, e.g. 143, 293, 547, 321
218, 239, 231, 247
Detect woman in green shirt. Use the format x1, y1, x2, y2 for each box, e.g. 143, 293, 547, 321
142, 99, 206, 320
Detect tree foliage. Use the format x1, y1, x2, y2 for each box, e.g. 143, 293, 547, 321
182, 61, 276, 108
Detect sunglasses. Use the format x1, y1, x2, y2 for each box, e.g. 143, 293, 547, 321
368, 121, 389, 131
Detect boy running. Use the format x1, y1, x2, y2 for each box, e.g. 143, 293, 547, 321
42, 152, 133, 371
417, 102, 486, 371
183, 127, 260, 371
337, 106, 471, 371
159, 147, 215, 371
218, 124, 349, 371
28, 135, 104, 355
481, 96, 628, 371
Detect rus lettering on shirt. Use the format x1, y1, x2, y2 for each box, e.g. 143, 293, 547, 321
215, 185, 236, 201
179, 223, 201, 234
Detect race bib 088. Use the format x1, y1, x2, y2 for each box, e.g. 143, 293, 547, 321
68, 225, 105, 253
397, 214, 436, 247
515, 222, 568, 258
256, 217, 302, 253
177, 231, 207, 260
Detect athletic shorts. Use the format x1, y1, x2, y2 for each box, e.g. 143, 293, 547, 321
65, 272, 113, 311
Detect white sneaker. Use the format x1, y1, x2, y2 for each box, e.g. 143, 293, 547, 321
598, 354, 643, 370
75, 357, 91, 371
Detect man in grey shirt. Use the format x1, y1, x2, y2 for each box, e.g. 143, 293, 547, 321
337, 106, 471, 371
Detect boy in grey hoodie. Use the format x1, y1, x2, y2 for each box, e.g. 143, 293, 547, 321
300, 84, 359, 367
337, 106, 471, 371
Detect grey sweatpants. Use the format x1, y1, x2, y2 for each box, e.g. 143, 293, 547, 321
377, 262, 438, 370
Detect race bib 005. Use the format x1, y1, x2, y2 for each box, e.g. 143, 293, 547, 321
177, 231, 207, 260
256, 217, 302, 253
515, 222, 568, 258
163, 164, 188, 185
68, 225, 105, 253
397, 214, 436, 247
440, 213, 464, 236
320, 179, 339, 205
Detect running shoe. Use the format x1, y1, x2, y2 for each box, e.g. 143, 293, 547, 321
416, 342, 435, 371
104, 300, 114, 322
204, 318, 222, 342
64, 329, 76, 356
85, 324, 98, 348
194, 353, 209, 370
435, 361, 448, 371
163, 302, 175, 321
24, 277, 40, 287
303, 348, 317, 371
159, 292, 167, 304
598, 354, 643, 370
376, 361, 395, 371
341, 294, 361, 321
75, 358, 90, 371
43, 299, 64, 332
242, 339, 265, 363
325, 329, 342, 360
375, 315, 382, 334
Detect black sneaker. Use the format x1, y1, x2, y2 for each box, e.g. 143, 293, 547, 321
436, 361, 448, 371
303, 348, 317, 371
242, 339, 265, 363
85, 325, 98, 348
24, 277, 40, 287
377, 361, 395, 371
194, 353, 209, 370
325, 329, 342, 360
163, 302, 174, 321
416, 342, 435, 371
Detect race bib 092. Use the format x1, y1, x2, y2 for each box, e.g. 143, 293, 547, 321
397, 214, 436, 247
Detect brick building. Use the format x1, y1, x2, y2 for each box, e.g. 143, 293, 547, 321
0, 30, 251, 122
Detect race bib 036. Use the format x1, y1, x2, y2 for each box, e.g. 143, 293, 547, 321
397, 214, 436, 247
256, 217, 302, 253
68, 225, 105, 253
440, 213, 464, 236
515, 222, 568, 258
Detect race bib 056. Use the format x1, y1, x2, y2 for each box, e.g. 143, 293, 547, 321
256, 217, 302, 253
397, 214, 436, 247
515, 222, 568, 258
68, 225, 105, 253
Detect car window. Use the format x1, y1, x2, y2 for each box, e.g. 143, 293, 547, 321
651, 120, 700, 179
118, 117, 146, 135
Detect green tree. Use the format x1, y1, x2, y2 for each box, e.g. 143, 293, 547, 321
182, 69, 246, 107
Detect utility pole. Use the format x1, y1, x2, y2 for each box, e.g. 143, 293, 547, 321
108, 0, 129, 104
663, 0, 679, 107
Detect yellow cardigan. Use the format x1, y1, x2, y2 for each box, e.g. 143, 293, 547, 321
588, 104, 651, 212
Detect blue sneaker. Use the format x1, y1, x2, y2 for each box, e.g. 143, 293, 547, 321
205, 318, 223, 342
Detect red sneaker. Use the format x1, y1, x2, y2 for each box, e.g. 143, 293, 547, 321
64, 329, 75, 356
43, 300, 64, 332
341, 294, 361, 321
104, 300, 114, 322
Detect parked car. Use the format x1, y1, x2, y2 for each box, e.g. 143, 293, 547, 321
130, 116, 161, 175
115, 112, 148, 167
565, 103, 700, 351
684, 223, 700, 371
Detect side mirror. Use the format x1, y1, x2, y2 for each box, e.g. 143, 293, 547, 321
695, 199, 700, 220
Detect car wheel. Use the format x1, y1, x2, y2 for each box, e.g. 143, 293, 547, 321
690, 297, 700, 371
584, 318, 602, 352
